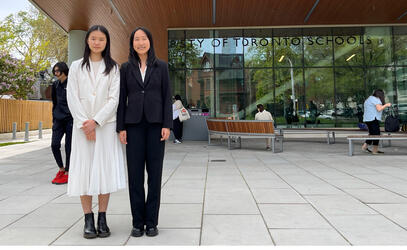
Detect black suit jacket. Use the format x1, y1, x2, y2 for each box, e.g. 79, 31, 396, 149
116, 59, 173, 131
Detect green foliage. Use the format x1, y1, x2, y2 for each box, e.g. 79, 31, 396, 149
0, 7, 67, 74
0, 50, 36, 99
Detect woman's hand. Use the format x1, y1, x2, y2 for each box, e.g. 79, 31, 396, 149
119, 130, 127, 144
161, 128, 170, 141
82, 120, 97, 134
85, 130, 96, 141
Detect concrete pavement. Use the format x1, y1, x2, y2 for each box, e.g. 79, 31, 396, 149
1, 135, 407, 245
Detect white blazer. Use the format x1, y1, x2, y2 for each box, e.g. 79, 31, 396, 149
67, 58, 120, 129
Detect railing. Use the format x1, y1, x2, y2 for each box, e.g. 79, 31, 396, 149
0, 99, 52, 133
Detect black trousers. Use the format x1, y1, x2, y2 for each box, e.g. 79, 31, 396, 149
173, 117, 183, 140
365, 119, 380, 146
51, 118, 73, 171
126, 118, 165, 229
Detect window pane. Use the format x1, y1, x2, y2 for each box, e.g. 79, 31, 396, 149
396, 67, 407, 122
185, 70, 214, 115
244, 69, 273, 120
335, 67, 365, 126
274, 68, 304, 126
394, 27, 407, 66
364, 27, 393, 66
185, 30, 213, 69
366, 67, 396, 104
168, 30, 185, 69
244, 29, 273, 68
305, 68, 334, 126
170, 70, 186, 100
274, 28, 303, 68
303, 28, 333, 67
215, 69, 244, 118
333, 27, 363, 66
214, 30, 243, 69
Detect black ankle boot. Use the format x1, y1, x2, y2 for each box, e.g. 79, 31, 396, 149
97, 212, 111, 237
83, 212, 97, 239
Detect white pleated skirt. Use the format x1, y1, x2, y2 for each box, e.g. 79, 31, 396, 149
67, 122, 126, 196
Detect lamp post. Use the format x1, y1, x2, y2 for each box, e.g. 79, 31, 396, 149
279, 55, 296, 115
286, 57, 296, 115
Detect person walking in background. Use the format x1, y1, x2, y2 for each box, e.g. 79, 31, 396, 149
51, 62, 73, 185
67, 25, 126, 239
117, 27, 172, 238
255, 104, 274, 150
172, 94, 183, 144
361, 89, 391, 154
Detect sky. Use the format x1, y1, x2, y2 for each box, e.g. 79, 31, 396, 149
0, 0, 33, 21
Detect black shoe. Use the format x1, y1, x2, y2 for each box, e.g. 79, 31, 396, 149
83, 213, 97, 239
131, 227, 144, 237
97, 212, 111, 238
146, 227, 158, 237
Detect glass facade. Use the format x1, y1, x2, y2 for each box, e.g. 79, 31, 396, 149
169, 26, 407, 127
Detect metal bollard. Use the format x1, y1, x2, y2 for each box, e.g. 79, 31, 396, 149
38, 121, 43, 139
24, 122, 29, 142
12, 122, 17, 139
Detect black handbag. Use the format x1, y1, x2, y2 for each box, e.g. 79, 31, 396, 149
384, 107, 400, 132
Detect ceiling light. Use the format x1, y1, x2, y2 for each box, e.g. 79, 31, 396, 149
346, 54, 355, 62
278, 55, 285, 62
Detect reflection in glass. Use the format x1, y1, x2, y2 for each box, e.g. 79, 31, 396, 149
185, 70, 214, 115
274, 28, 303, 67
274, 68, 304, 126
333, 27, 363, 66
396, 67, 407, 122
214, 30, 243, 68
394, 27, 407, 66
168, 30, 185, 69
244, 69, 273, 119
364, 27, 393, 66
305, 68, 334, 126
244, 29, 273, 68
169, 27, 407, 126
170, 70, 186, 100
215, 69, 244, 118
303, 28, 333, 67
185, 30, 213, 69
366, 67, 396, 104
335, 67, 365, 126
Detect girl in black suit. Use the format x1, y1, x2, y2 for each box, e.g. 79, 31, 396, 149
117, 27, 172, 237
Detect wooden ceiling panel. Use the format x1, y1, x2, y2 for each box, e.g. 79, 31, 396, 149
308, 0, 407, 25
215, 0, 317, 26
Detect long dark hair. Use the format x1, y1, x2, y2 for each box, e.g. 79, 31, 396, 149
81, 25, 117, 75
52, 62, 69, 76
128, 27, 157, 67
372, 89, 385, 105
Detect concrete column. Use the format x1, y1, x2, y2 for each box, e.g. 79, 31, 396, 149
68, 30, 87, 66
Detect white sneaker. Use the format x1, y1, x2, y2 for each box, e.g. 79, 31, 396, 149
174, 139, 182, 144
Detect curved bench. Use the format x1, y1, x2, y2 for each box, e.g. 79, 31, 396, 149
206, 119, 283, 153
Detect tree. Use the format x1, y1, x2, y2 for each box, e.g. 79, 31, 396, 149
0, 7, 68, 74
0, 50, 36, 99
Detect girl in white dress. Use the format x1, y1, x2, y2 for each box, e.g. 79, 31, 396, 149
67, 25, 125, 239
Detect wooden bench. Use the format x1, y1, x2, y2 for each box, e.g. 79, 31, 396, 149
347, 134, 407, 156
206, 119, 283, 153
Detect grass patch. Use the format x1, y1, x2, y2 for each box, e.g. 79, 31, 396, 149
0, 141, 29, 147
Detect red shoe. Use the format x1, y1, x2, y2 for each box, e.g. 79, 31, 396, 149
54, 173, 68, 185
51, 171, 65, 184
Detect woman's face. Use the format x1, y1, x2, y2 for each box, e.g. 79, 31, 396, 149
87, 30, 107, 54
133, 29, 150, 56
